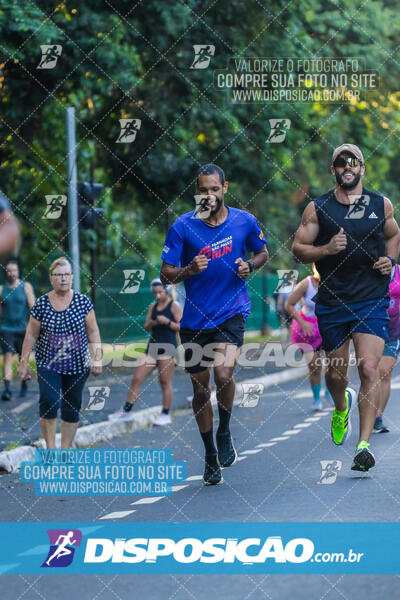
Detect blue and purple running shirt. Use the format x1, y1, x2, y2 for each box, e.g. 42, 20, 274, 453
161, 207, 267, 330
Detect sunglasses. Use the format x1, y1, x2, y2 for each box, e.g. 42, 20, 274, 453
333, 156, 361, 168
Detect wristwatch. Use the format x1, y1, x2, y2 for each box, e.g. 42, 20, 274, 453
247, 260, 255, 273
387, 256, 396, 267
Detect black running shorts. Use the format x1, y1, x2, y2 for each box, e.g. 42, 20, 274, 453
0, 330, 25, 355
179, 313, 245, 374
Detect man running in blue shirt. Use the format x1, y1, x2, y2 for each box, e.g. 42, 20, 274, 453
161, 164, 268, 485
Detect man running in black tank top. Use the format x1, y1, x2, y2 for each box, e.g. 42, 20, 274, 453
109, 279, 182, 425
292, 144, 400, 472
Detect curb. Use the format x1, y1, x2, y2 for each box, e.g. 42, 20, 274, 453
0, 366, 308, 474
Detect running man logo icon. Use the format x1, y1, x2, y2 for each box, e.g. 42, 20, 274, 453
192, 195, 217, 219
274, 270, 298, 294
266, 119, 291, 143
239, 383, 265, 407
345, 195, 370, 219
86, 386, 110, 411
41, 529, 82, 568
116, 119, 142, 143
42, 195, 67, 219
37, 45, 62, 69
120, 269, 145, 294
46, 335, 75, 369
317, 460, 342, 484
190, 45, 215, 69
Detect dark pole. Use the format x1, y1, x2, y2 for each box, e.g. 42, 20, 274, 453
90, 240, 96, 307
261, 265, 268, 336
66, 107, 81, 292
90, 158, 96, 307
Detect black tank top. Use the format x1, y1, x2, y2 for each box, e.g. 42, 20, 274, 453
149, 299, 178, 347
313, 188, 389, 306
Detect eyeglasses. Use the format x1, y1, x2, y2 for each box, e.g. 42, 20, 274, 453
51, 273, 72, 278
333, 156, 361, 168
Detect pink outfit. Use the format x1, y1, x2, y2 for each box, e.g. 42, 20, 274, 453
290, 277, 322, 351
388, 264, 400, 341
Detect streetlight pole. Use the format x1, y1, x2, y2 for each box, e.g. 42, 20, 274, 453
66, 107, 80, 292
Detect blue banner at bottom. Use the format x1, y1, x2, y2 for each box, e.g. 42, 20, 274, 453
0, 522, 398, 574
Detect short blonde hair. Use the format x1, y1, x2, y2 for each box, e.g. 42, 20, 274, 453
49, 257, 72, 276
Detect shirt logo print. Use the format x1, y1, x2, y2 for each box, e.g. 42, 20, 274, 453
344, 195, 370, 219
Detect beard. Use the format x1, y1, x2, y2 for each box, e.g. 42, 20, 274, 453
335, 170, 361, 190
209, 196, 223, 215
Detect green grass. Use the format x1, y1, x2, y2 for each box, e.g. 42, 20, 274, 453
4, 441, 21, 451
244, 333, 282, 344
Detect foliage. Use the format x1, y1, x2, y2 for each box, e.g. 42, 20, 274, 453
0, 0, 399, 292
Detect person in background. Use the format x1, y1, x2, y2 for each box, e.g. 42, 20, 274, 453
285, 265, 333, 411
0, 260, 35, 401
374, 262, 400, 433
109, 278, 182, 426
0, 188, 21, 398
0, 190, 19, 262
17, 257, 102, 449
276, 270, 297, 338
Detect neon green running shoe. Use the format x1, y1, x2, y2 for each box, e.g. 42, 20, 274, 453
351, 440, 375, 472
331, 388, 355, 445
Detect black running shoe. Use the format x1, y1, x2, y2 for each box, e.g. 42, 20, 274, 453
1, 389, 12, 402
203, 455, 223, 486
216, 431, 237, 467
373, 416, 389, 433
351, 442, 375, 472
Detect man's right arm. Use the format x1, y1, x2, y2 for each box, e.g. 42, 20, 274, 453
292, 202, 346, 263
160, 256, 208, 285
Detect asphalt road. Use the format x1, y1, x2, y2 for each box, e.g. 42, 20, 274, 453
2, 361, 400, 598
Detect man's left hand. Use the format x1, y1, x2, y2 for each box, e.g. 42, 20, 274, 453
235, 257, 250, 279
373, 256, 393, 275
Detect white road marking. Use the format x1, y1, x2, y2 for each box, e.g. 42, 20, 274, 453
100, 510, 136, 519
131, 497, 165, 505
171, 485, 189, 492
11, 400, 36, 414
102, 390, 331, 520
256, 442, 277, 448
293, 391, 313, 399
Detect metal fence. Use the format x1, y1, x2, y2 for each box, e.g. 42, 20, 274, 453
93, 264, 281, 342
